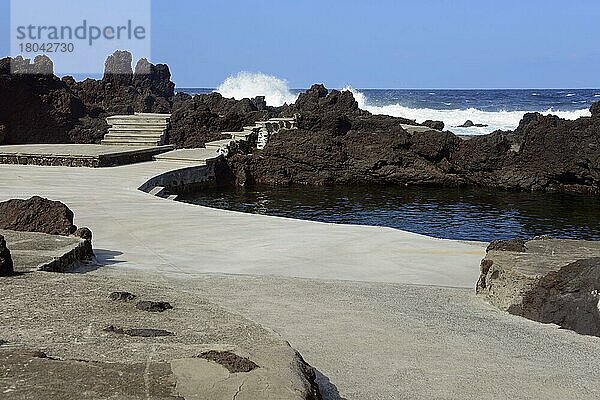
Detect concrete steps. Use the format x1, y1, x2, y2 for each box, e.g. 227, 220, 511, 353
102, 113, 171, 147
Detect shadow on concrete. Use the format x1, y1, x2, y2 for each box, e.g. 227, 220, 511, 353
315, 370, 346, 400
94, 249, 125, 266
70, 249, 125, 273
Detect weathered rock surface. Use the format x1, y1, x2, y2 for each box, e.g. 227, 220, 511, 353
103, 325, 175, 337
109, 291, 137, 302
198, 350, 259, 373
458, 120, 488, 128
0, 51, 175, 145
73, 227, 93, 241
0, 234, 14, 276
422, 120, 445, 131
476, 238, 600, 337
1, 273, 323, 400
0, 229, 92, 273
223, 85, 600, 194
486, 238, 527, 252
0, 196, 76, 235
136, 301, 173, 312
168, 92, 274, 148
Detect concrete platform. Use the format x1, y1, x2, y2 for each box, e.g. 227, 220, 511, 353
154, 148, 218, 164
0, 229, 88, 273
0, 144, 174, 167
400, 124, 441, 133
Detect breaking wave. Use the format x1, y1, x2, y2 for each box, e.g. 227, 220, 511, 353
342, 86, 591, 135
215, 72, 298, 107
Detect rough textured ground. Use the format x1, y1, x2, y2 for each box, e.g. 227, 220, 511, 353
2, 161, 599, 399
101, 270, 600, 400
0, 272, 320, 400
478, 238, 600, 337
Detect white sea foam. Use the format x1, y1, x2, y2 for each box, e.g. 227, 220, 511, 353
215, 72, 298, 106
342, 86, 591, 135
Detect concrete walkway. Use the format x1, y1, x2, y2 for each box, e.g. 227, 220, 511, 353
2, 161, 599, 399
0, 162, 484, 287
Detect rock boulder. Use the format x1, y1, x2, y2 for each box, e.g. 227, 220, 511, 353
422, 120, 444, 131
0, 196, 77, 235
477, 238, 600, 337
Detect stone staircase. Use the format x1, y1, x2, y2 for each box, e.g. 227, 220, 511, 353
222, 117, 298, 152
102, 113, 171, 147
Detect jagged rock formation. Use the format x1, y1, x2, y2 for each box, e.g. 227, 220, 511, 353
0, 51, 175, 144
0, 196, 77, 235
477, 238, 600, 337
2, 54, 600, 194
222, 85, 600, 193
168, 92, 275, 148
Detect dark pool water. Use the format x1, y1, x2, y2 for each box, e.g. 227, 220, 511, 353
178, 186, 600, 242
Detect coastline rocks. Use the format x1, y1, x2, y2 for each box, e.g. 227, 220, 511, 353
168, 92, 273, 147
422, 120, 445, 131
476, 238, 600, 337
0, 234, 14, 277
458, 120, 488, 128
223, 83, 600, 193
0, 51, 175, 145
591, 101, 600, 118
102, 50, 133, 86
486, 238, 527, 252
0, 196, 77, 236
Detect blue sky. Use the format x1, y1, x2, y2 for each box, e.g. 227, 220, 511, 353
1, 0, 599, 88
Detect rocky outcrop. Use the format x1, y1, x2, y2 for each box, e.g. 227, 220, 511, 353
0, 196, 77, 235
168, 92, 274, 148
476, 238, 600, 337
422, 120, 444, 131
458, 120, 488, 128
222, 85, 600, 194
0, 51, 175, 145
0, 234, 13, 276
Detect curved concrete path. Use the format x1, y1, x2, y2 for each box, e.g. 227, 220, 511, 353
2, 161, 599, 400
0, 162, 484, 288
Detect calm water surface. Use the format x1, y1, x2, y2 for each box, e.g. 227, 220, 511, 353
179, 186, 600, 242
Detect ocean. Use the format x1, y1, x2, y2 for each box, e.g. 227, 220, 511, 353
178, 72, 597, 135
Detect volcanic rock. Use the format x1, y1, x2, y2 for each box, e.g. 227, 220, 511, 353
136, 301, 173, 312
73, 227, 93, 242
109, 291, 137, 302
0, 196, 77, 235
422, 120, 445, 131
0, 234, 14, 277
458, 120, 488, 128
198, 350, 259, 373
591, 101, 600, 118
103, 325, 175, 337
102, 50, 133, 86
168, 92, 273, 147
486, 238, 527, 253
477, 238, 600, 337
